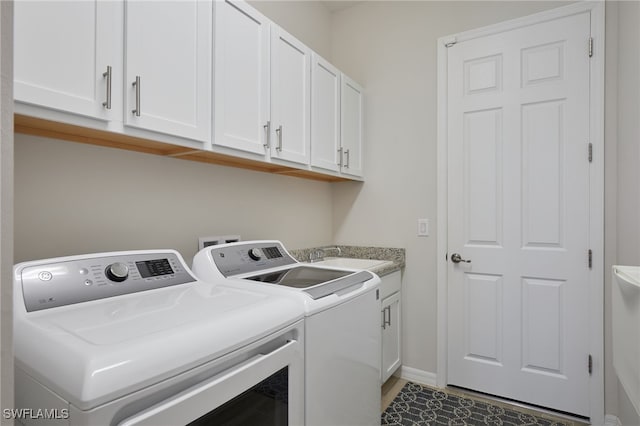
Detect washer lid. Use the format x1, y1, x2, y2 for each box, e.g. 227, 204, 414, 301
14, 280, 303, 411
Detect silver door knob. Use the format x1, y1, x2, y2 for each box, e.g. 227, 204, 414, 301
451, 253, 471, 264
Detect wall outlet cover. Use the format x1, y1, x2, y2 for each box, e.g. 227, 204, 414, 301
198, 235, 241, 250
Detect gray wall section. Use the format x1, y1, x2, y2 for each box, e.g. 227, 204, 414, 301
1, 0, 14, 423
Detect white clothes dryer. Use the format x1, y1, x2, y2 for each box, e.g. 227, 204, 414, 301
13, 249, 304, 426
192, 240, 382, 426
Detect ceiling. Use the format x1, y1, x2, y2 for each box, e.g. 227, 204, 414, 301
321, 1, 363, 12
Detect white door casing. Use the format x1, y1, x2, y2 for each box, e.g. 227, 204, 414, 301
437, 2, 604, 422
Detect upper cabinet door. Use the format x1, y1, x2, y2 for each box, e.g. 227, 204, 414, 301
124, 1, 211, 143
14, 0, 122, 120
213, 0, 270, 156
311, 54, 341, 173
341, 75, 364, 178
270, 26, 311, 166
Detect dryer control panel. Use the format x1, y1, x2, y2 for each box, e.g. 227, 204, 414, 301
17, 251, 195, 311
209, 241, 297, 277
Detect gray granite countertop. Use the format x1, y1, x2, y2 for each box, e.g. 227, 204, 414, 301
289, 245, 405, 277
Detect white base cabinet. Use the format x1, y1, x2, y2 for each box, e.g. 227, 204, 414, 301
380, 271, 402, 383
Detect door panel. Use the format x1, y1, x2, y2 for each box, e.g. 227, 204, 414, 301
465, 274, 503, 364
464, 108, 503, 246
447, 11, 591, 416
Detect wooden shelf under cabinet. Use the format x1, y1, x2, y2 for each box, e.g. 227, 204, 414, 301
14, 115, 350, 182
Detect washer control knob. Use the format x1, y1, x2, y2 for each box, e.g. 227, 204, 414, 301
105, 262, 129, 282
248, 248, 263, 261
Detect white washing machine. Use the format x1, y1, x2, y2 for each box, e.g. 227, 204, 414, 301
13, 249, 305, 425
192, 240, 382, 426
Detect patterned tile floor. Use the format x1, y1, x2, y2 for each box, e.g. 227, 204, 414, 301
381, 378, 588, 426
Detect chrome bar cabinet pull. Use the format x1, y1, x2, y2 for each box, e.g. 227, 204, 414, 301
102, 66, 112, 110
275, 125, 283, 151
263, 121, 271, 148
132, 76, 141, 116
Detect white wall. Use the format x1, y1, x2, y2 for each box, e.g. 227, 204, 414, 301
604, 0, 619, 418
0, 0, 13, 422
330, 0, 569, 379
248, 0, 332, 60
14, 135, 333, 263
614, 1, 640, 424
13, 1, 335, 264
616, 1, 640, 267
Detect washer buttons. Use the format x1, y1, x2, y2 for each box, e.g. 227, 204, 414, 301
84, 280, 93, 286
38, 271, 53, 281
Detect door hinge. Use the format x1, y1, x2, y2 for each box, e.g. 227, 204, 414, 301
444, 37, 457, 48
588, 143, 593, 163
588, 354, 593, 375
588, 249, 593, 269
588, 37, 594, 58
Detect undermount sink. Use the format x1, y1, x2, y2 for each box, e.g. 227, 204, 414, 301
312, 257, 393, 270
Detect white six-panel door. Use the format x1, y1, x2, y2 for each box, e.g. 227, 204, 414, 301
447, 11, 591, 416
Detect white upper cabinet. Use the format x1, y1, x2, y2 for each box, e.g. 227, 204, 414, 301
340, 75, 364, 178
212, 0, 270, 156
124, 0, 211, 143
311, 54, 341, 173
14, 0, 364, 181
270, 26, 311, 166
14, 0, 122, 120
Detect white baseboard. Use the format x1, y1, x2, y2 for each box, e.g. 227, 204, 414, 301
604, 414, 621, 426
398, 366, 438, 387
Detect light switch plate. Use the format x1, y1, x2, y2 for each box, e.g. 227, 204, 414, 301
418, 219, 429, 237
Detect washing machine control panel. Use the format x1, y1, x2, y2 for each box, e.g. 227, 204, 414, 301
210, 241, 297, 277
18, 251, 196, 312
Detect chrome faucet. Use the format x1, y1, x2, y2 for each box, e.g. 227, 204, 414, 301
308, 246, 342, 263
309, 248, 325, 263
323, 247, 342, 257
